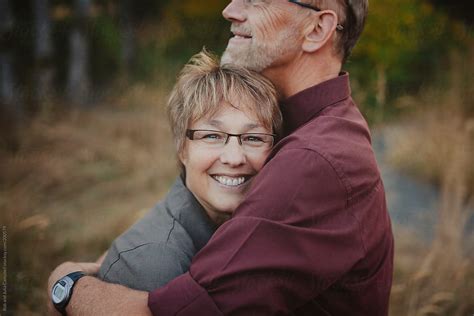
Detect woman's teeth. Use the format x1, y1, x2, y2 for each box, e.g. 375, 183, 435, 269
213, 176, 246, 187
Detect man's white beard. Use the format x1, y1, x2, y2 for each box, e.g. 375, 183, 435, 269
221, 27, 300, 72
221, 42, 273, 72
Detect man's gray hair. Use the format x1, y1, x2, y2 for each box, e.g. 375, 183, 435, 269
309, 0, 369, 63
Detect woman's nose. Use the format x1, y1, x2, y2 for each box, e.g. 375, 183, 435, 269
222, 0, 247, 23
219, 137, 247, 166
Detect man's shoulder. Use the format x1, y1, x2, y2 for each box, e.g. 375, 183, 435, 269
273, 100, 381, 201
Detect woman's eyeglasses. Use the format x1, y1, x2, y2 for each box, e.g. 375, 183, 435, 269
186, 129, 276, 152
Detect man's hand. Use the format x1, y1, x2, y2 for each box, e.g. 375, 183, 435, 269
47, 261, 151, 316
48, 261, 100, 294
47, 261, 100, 315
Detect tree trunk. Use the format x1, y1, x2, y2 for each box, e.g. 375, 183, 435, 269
33, 0, 54, 105
119, 0, 136, 80
376, 63, 387, 122
0, 0, 18, 116
67, 0, 91, 106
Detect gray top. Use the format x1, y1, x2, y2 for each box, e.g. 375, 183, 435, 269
98, 176, 217, 291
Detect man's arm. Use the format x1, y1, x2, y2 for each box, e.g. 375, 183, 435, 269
68, 277, 151, 315
48, 262, 151, 316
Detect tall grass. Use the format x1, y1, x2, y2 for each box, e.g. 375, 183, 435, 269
387, 48, 474, 315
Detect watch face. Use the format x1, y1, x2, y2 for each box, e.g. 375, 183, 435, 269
52, 283, 67, 303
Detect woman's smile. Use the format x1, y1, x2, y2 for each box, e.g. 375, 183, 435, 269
211, 174, 250, 187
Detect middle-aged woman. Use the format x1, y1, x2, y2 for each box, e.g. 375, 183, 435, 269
96, 50, 283, 291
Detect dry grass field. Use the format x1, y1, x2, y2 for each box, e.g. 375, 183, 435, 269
0, 85, 179, 314
386, 51, 474, 315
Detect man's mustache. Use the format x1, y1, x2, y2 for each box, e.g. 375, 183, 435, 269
230, 25, 253, 37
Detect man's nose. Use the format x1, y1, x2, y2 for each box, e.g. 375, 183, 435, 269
222, 0, 246, 22
219, 137, 247, 166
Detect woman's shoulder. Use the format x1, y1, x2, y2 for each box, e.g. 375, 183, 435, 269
97, 200, 198, 290
108, 197, 199, 260
99, 240, 193, 291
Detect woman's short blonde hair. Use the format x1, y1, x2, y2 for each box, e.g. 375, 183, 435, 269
167, 49, 283, 162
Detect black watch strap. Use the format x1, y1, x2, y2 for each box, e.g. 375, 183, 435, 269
52, 271, 85, 316
67, 271, 85, 282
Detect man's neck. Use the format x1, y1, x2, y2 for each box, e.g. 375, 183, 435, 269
262, 53, 342, 99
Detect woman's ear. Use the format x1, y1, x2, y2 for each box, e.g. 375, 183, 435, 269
178, 145, 188, 166
178, 152, 186, 166
302, 10, 338, 53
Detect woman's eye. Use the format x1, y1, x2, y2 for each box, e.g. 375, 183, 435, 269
243, 135, 264, 143
202, 133, 223, 140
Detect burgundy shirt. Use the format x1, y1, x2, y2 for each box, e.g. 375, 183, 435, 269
148, 73, 394, 315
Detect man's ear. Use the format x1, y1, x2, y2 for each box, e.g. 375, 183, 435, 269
302, 10, 338, 53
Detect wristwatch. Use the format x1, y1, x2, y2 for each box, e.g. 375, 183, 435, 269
51, 271, 85, 315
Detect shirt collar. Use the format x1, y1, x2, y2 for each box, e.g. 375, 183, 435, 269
280, 72, 351, 135
165, 176, 217, 251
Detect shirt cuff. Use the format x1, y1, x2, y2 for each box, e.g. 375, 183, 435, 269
148, 272, 223, 315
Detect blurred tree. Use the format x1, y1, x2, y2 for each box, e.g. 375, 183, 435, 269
119, 0, 135, 78
429, 0, 474, 26
352, 0, 423, 115
67, 0, 91, 106
155, 0, 229, 63
33, 0, 54, 105
0, 0, 18, 116
119, 0, 172, 79
349, 0, 460, 122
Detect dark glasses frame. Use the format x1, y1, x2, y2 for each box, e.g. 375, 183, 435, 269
185, 129, 276, 147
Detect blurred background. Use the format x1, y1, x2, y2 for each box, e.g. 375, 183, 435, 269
0, 0, 473, 315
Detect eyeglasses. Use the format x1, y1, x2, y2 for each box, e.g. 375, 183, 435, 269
288, 0, 344, 31
186, 129, 276, 152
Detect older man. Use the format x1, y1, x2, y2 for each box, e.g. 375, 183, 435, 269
48, 0, 393, 315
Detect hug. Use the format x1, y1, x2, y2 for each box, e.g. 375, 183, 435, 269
49, 0, 394, 315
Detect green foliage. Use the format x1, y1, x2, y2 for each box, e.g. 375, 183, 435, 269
90, 14, 122, 86
348, 0, 473, 123
133, 42, 166, 81
131, 0, 229, 83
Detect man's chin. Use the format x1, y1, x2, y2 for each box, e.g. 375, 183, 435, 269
221, 52, 263, 72
220, 50, 237, 66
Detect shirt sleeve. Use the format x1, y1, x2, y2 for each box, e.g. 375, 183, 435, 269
101, 242, 191, 292
148, 148, 365, 315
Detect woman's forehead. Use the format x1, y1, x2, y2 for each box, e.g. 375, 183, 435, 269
192, 101, 263, 126
215, 100, 260, 119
